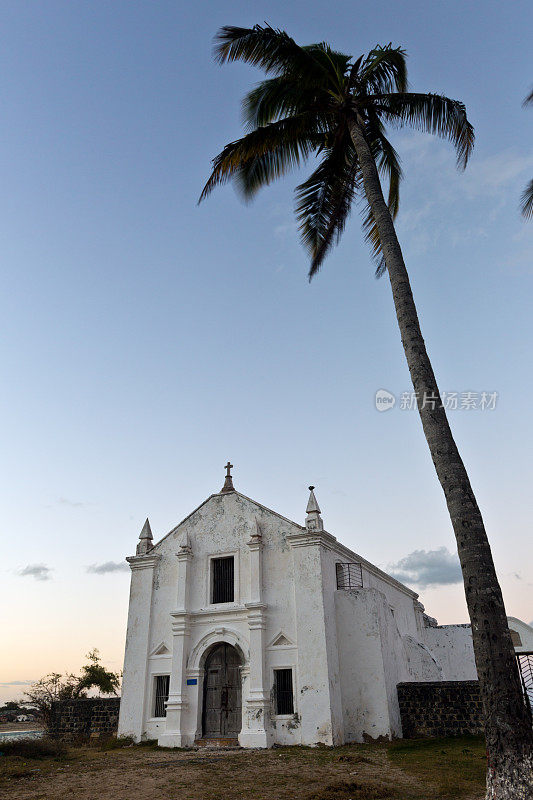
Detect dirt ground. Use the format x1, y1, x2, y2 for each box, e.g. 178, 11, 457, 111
0, 736, 487, 800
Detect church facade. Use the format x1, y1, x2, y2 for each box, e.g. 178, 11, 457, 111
117, 466, 532, 748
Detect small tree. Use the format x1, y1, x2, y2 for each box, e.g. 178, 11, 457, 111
24, 650, 120, 727
74, 649, 120, 698
24, 673, 79, 727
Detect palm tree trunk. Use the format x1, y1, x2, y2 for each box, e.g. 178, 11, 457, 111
349, 118, 533, 799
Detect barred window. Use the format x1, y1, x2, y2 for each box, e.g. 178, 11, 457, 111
212, 556, 234, 604
275, 669, 294, 715
336, 562, 363, 589
153, 675, 170, 718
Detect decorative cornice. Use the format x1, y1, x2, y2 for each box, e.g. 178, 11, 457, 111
165, 695, 188, 710
246, 538, 263, 552
170, 610, 191, 621
246, 691, 269, 706
177, 546, 193, 562
189, 605, 248, 620
170, 611, 191, 635
245, 602, 267, 630
185, 667, 203, 679
127, 554, 161, 571
286, 530, 337, 549
247, 518, 263, 550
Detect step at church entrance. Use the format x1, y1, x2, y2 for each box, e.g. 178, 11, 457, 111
202, 643, 242, 738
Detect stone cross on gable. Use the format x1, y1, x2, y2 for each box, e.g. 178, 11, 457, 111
221, 461, 235, 493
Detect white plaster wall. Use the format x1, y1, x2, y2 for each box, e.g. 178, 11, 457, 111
334, 588, 401, 741
422, 625, 477, 680
118, 560, 157, 740
401, 636, 443, 681
289, 538, 343, 745
318, 541, 420, 639
508, 617, 533, 652
362, 570, 419, 637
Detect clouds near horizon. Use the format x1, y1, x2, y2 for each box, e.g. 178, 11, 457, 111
388, 547, 462, 590
18, 564, 52, 581
86, 561, 129, 575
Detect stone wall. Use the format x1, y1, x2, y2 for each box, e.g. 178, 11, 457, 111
49, 698, 121, 740
397, 681, 483, 738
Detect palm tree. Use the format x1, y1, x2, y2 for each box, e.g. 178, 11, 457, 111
521, 89, 533, 218
199, 26, 533, 797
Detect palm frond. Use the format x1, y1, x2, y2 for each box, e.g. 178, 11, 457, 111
377, 135, 401, 218
365, 109, 402, 218
521, 178, 533, 219
300, 43, 352, 94
243, 76, 332, 129
361, 201, 387, 277
359, 45, 408, 95
356, 117, 401, 276
199, 115, 321, 203
294, 131, 359, 278
347, 54, 364, 89
214, 24, 315, 77
376, 92, 474, 168
522, 88, 533, 107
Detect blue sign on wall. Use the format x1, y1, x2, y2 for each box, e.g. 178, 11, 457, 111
186, 678, 197, 685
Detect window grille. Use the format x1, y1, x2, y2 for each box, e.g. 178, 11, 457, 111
154, 675, 170, 718
212, 556, 234, 604
275, 669, 294, 715
517, 652, 533, 716
336, 562, 363, 589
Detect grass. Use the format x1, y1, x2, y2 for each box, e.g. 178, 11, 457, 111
388, 735, 486, 799
0, 737, 69, 780
307, 780, 395, 799
0, 735, 487, 799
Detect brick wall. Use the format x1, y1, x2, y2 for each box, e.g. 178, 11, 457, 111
49, 698, 121, 740
397, 681, 484, 738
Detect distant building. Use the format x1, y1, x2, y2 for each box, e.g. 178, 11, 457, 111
118, 466, 533, 747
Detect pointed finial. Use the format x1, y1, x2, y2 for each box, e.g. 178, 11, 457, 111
136, 518, 153, 555
305, 486, 324, 531
220, 461, 235, 493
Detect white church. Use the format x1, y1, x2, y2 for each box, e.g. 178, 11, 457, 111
118, 464, 533, 748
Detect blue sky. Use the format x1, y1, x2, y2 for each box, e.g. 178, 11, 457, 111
2, 0, 532, 701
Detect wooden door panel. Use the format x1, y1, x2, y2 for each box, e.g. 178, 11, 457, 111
203, 644, 242, 737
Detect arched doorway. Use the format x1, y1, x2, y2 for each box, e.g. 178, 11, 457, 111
202, 643, 242, 737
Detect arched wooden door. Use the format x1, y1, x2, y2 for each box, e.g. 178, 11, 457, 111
202, 643, 242, 737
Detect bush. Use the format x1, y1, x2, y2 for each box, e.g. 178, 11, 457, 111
0, 737, 67, 760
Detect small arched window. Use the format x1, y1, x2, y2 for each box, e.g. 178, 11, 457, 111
510, 629, 522, 647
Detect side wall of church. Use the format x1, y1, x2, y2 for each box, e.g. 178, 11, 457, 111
118, 556, 159, 740
422, 625, 477, 680
334, 588, 401, 741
